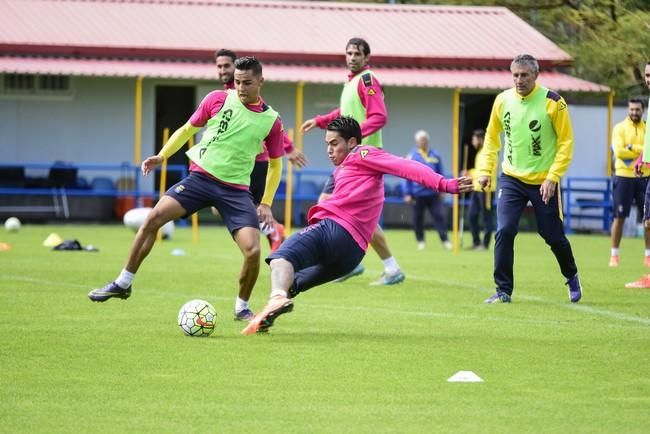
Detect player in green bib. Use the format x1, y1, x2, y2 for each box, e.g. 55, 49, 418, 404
625, 61, 650, 288
88, 57, 286, 320
477, 54, 582, 304
301, 37, 405, 286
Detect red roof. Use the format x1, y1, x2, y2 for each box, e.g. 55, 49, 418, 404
0, 56, 609, 93
2, 0, 572, 68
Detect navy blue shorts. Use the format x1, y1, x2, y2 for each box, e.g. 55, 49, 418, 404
612, 176, 648, 219
321, 173, 335, 195
645, 179, 650, 221
249, 160, 268, 205
166, 171, 258, 234
266, 218, 365, 296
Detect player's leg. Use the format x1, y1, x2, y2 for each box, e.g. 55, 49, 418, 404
468, 192, 481, 248
486, 175, 528, 303
626, 177, 650, 288
610, 176, 632, 267
369, 226, 405, 286
413, 196, 426, 249
483, 192, 495, 249
88, 176, 195, 302
634, 177, 650, 267
429, 195, 451, 249
211, 178, 262, 320
529, 181, 580, 302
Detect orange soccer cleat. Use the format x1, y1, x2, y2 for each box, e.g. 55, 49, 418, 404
624, 275, 650, 289
267, 222, 286, 253
644, 256, 650, 268
609, 255, 620, 267
241, 295, 294, 335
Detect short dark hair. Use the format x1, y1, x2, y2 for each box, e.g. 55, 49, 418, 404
346, 37, 371, 56
629, 96, 645, 109
327, 116, 362, 145
214, 49, 237, 62
234, 56, 263, 76
472, 129, 485, 139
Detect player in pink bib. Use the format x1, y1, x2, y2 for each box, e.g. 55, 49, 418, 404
242, 117, 473, 335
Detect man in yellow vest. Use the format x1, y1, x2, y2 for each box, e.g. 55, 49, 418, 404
609, 97, 649, 268
625, 61, 650, 288
476, 54, 582, 304
301, 37, 405, 286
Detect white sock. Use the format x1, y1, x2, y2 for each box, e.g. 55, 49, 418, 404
382, 256, 400, 275
271, 289, 288, 298
235, 297, 249, 312
115, 269, 134, 289
645, 249, 650, 257
611, 248, 619, 257
259, 222, 273, 236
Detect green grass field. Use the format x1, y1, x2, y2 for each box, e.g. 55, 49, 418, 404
1, 223, 649, 433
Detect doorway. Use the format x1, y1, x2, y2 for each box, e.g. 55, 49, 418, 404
154, 85, 196, 190
459, 93, 496, 173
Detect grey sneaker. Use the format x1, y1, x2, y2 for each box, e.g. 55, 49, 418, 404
369, 270, 406, 286
234, 308, 255, 321
88, 281, 131, 302
484, 291, 511, 304
566, 274, 582, 303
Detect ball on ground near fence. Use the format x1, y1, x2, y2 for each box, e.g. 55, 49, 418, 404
4, 217, 21, 232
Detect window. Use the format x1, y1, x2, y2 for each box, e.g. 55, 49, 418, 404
2, 73, 73, 98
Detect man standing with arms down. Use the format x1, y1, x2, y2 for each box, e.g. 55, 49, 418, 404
302, 37, 405, 286
477, 54, 582, 304
625, 61, 650, 288
88, 57, 285, 321
609, 97, 649, 268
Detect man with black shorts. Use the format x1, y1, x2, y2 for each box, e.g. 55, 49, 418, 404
301, 37, 405, 286
214, 49, 306, 251
241, 117, 472, 335
609, 97, 649, 268
88, 57, 285, 321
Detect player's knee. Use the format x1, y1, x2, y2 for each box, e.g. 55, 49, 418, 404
141, 210, 166, 233
241, 242, 261, 261
270, 258, 293, 273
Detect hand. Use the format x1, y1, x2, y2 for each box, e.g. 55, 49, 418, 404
141, 155, 164, 176
404, 194, 413, 204
634, 155, 645, 177
477, 176, 490, 191
287, 149, 308, 168
301, 118, 318, 133
539, 179, 556, 205
460, 169, 470, 177
257, 204, 274, 228
455, 176, 474, 194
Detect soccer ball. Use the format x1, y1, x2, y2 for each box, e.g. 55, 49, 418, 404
4, 217, 21, 232
123, 207, 174, 239
178, 299, 217, 337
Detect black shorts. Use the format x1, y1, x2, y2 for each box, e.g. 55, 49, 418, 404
166, 171, 258, 234
612, 176, 648, 218
645, 180, 650, 221
249, 160, 269, 206
266, 218, 365, 296
321, 173, 335, 195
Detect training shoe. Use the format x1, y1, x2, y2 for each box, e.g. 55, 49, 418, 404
484, 291, 511, 304
566, 274, 582, 303
644, 256, 650, 268
609, 255, 619, 267
234, 308, 255, 321
268, 222, 285, 253
624, 275, 650, 289
443, 240, 453, 250
88, 281, 131, 302
417, 241, 426, 251
369, 270, 406, 286
334, 263, 365, 282
241, 296, 294, 335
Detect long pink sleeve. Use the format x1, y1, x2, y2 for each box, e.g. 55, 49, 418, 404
356, 74, 387, 138
315, 107, 341, 129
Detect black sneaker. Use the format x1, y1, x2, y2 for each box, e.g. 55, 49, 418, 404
88, 281, 131, 302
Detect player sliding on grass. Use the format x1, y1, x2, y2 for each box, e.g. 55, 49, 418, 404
241, 116, 473, 335
88, 57, 285, 321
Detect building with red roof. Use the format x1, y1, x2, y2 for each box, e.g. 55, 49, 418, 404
0, 0, 617, 225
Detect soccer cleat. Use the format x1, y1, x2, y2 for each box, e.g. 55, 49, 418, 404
484, 291, 511, 304
233, 308, 255, 322
241, 295, 294, 335
609, 255, 619, 267
369, 270, 406, 286
566, 274, 582, 303
443, 240, 453, 250
88, 281, 131, 302
624, 275, 650, 289
417, 241, 426, 251
644, 256, 650, 268
268, 222, 285, 253
334, 263, 365, 282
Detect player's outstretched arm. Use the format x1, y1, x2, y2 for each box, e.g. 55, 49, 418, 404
141, 155, 163, 177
